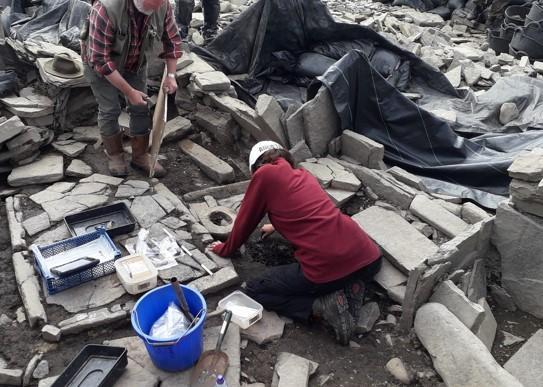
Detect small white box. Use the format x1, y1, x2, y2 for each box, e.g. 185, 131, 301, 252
115, 254, 158, 295
218, 291, 263, 329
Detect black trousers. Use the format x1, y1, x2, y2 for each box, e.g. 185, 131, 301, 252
176, 0, 219, 37
245, 257, 382, 321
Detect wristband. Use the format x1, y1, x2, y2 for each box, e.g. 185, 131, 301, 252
167, 73, 176, 79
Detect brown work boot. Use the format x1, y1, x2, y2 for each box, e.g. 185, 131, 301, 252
102, 133, 128, 177
130, 133, 166, 178
313, 290, 354, 345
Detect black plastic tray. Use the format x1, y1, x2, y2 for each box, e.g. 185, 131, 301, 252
64, 202, 136, 238
52, 345, 127, 387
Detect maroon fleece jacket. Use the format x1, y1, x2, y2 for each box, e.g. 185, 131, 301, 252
212, 157, 381, 283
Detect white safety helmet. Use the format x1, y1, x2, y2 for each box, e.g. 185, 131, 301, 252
248, 141, 283, 171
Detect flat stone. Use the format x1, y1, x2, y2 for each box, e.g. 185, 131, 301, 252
163, 116, 192, 142
355, 301, 380, 334
69, 182, 108, 196
38, 376, 57, 387
66, 159, 93, 177
474, 299, 497, 351
492, 202, 543, 318
387, 166, 426, 191
411, 221, 433, 237
405, 10, 445, 26
41, 325, 61, 342
504, 329, 543, 387
255, 94, 288, 147
410, 195, 469, 238
205, 249, 233, 268
12, 252, 47, 327
23, 353, 42, 386
80, 173, 124, 186
453, 45, 484, 61
0, 116, 26, 144
501, 331, 525, 346
114, 359, 159, 387
0, 368, 23, 386
415, 303, 522, 387
176, 53, 215, 80
330, 169, 361, 192
241, 310, 285, 345
289, 140, 313, 164
159, 263, 204, 284
32, 360, 49, 379
512, 198, 543, 217
271, 352, 319, 387
48, 181, 77, 193
507, 149, 543, 182
499, 102, 519, 125
72, 125, 101, 143
353, 206, 438, 273
302, 87, 340, 157
445, 65, 462, 88
386, 358, 413, 385
46, 274, 126, 313
115, 181, 149, 198
154, 183, 195, 221
193, 71, 231, 92
59, 304, 130, 335
33, 223, 71, 245
374, 258, 408, 290
179, 139, 235, 184
6, 197, 26, 252
29, 189, 65, 205
51, 140, 87, 157
299, 161, 334, 187
489, 285, 516, 311
160, 217, 187, 230
152, 193, 176, 214
466, 259, 486, 302
197, 205, 237, 239
462, 202, 490, 224
22, 212, 50, 237
325, 188, 355, 206
341, 129, 384, 168
194, 106, 238, 144
69, 194, 109, 209
188, 266, 240, 295
285, 105, 304, 147
430, 280, 485, 331
8, 154, 64, 187
462, 62, 482, 86
131, 195, 167, 228
6, 127, 42, 150
41, 198, 87, 222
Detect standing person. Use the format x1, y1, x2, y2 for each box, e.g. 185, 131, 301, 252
176, 0, 219, 44
211, 141, 382, 345
81, 0, 182, 177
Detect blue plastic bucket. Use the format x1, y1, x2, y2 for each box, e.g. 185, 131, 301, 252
131, 284, 207, 372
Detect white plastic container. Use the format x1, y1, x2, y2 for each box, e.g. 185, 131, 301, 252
217, 291, 263, 329
115, 254, 158, 295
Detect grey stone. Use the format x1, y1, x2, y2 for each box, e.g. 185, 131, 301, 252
8, 154, 64, 187
46, 274, 126, 313
329, 170, 361, 192
6, 127, 42, 150
411, 221, 433, 237
183, 181, 249, 203
512, 198, 543, 217
285, 105, 305, 147
374, 258, 408, 290
466, 259, 486, 302
415, 303, 522, 387
159, 263, 202, 284
388, 285, 406, 304
205, 250, 233, 268
30, 188, 64, 206
70, 182, 108, 195
0, 116, 26, 144
355, 302, 380, 334
38, 376, 57, 387
197, 205, 237, 239
387, 166, 426, 191
194, 106, 238, 144
6, 197, 26, 251
179, 139, 235, 184
255, 94, 289, 147
385, 358, 413, 385
12, 252, 47, 327
462, 62, 482, 86
272, 352, 319, 387
66, 159, 93, 177
499, 102, 520, 125
72, 125, 101, 143
0, 314, 12, 326
302, 87, 340, 157
410, 195, 469, 238
41, 325, 61, 342
116, 181, 149, 198
504, 329, 543, 387
163, 116, 192, 142
115, 359, 160, 387
194, 71, 231, 92
430, 280, 485, 331
241, 310, 285, 345
48, 181, 77, 193
160, 217, 187, 230
510, 178, 543, 203
353, 206, 438, 273
462, 202, 490, 224
152, 194, 176, 214
445, 65, 462, 88
488, 285, 516, 311
405, 10, 444, 26
154, 183, 196, 221
340, 130, 384, 169
41, 198, 87, 222
325, 188, 355, 206
453, 45, 484, 61
23, 353, 42, 386
289, 141, 313, 164
507, 148, 543, 182
188, 266, 240, 295
22, 212, 50, 237
0, 368, 23, 386
299, 161, 334, 187
533, 61, 543, 74
501, 331, 525, 346
131, 195, 167, 228
32, 360, 49, 379
80, 173, 124, 186
52, 140, 87, 157
474, 299, 497, 351
492, 202, 543, 318
59, 304, 130, 335
33, 223, 71, 245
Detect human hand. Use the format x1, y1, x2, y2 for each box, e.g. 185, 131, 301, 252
209, 241, 223, 250
127, 88, 148, 106
260, 223, 275, 240
163, 76, 178, 94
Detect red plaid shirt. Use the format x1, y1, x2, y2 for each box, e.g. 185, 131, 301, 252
82, 0, 182, 76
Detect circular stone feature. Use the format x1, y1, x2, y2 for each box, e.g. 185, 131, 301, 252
199, 205, 237, 239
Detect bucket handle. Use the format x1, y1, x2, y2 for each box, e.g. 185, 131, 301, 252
133, 307, 205, 347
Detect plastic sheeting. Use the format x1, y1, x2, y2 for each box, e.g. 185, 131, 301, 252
319, 50, 543, 208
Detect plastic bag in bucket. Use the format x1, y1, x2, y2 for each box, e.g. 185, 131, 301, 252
131, 283, 207, 372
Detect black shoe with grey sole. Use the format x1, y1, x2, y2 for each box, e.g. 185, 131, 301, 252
313, 290, 354, 345
344, 279, 366, 321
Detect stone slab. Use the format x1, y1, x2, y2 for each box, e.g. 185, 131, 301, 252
285, 105, 304, 147
504, 329, 543, 387
507, 148, 543, 182
0, 368, 23, 386
179, 139, 235, 184
255, 94, 288, 147
66, 159, 93, 177
33, 223, 71, 245
341, 129, 384, 169
326, 188, 355, 207
302, 87, 340, 157
114, 359, 159, 387
194, 71, 231, 92
188, 266, 240, 295
415, 303, 522, 387
22, 212, 50, 237
46, 274, 126, 313
355, 301, 380, 334
352, 206, 439, 273
131, 195, 167, 228
80, 173, 124, 186
410, 194, 469, 238
466, 259, 486, 302
8, 154, 64, 187
374, 258, 408, 290
271, 352, 318, 387
0, 116, 25, 144
12, 252, 47, 327
51, 140, 87, 157
387, 166, 426, 191
241, 310, 285, 345
163, 115, 192, 142
59, 304, 130, 335
474, 299, 497, 351
462, 202, 490, 224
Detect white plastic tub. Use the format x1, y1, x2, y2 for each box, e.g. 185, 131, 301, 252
217, 291, 263, 329
115, 254, 158, 295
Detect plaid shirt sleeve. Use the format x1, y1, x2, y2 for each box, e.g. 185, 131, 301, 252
86, 3, 117, 76
159, 1, 182, 60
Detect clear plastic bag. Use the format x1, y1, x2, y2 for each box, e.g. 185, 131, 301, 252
150, 302, 190, 339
